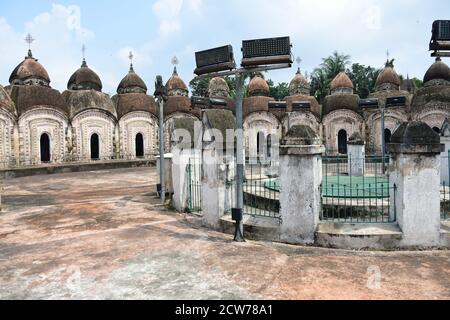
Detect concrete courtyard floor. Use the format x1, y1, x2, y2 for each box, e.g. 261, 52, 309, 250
0, 167, 449, 300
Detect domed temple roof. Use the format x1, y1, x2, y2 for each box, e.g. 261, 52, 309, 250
62, 89, 116, 119
113, 64, 156, 119
375, 61, 401, 91
68, 59, 103, 91
248, 75, 269, 97
166, 67, 188, 97
330, 72, 353, 94
323, 71, 359, 117
113, 93, 157, 119
9, 85, 69, 117
208, 77, 230, 98
288, 68, 310, 96
411, 58, 450, 114
117, 64, 147, 94
423, 57, 450, 85
370, 61, 411, 109
284, 95, 321, 118
9, 50, 50, 87
322, 93, 360, 117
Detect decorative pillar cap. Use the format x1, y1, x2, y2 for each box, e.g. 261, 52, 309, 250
348, 132, 365, 145
387, 121, 443, 154
202, 109, 235, 151
280, 125, 324, 155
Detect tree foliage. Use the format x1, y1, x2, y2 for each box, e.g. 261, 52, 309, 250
347, 63, 380, 99
189, 76, 238, 98
267, 79, 289, 100
190, 51, 421, 102
310, 51, 351, 103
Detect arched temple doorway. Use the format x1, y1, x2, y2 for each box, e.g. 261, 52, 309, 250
257, 131, 265, 158
40, 133, 51, 162
267, 134, 272, 159
338, 129, 348, 154
91, 133, 100, 160
135, 133, 144, 158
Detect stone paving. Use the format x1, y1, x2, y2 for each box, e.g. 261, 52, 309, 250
0, 167, 449, 300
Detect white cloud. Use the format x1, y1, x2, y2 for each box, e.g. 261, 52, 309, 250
187, 0, 203, 14
152, 0, 203, 38
362, 5, 382, 31
0, 4, 95, 91
152, 0, 184, 38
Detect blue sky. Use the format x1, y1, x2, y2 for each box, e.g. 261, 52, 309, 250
0, 0, 449, 94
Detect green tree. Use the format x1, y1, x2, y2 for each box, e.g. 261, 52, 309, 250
189, 76, 211, 97
189, 75, 248, 98
411, 77, 423, 89
310, 51, 351, 103
267, 79, 289, 100
321, 51, 351, 77
347, 63, 381, 99
310, 68, 331, 103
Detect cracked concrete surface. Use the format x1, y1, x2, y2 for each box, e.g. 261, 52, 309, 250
0, 167, 449, 300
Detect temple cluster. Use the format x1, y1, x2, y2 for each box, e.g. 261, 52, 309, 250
1, 47, 450, 166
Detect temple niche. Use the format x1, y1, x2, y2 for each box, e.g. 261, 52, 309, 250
283, 68, 321, 136
113, 58, 159, 159
243, 75, 281, 161
8, 49, 69, 165
63, 58, 117, 161
363, 60, 409, 153
163, 66, 199, 153
322, 71, 364, 154
411, 57, 450, 133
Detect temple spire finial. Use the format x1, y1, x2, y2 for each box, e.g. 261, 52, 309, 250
24, 33, 35, 58
128, 51, 134, 72
171, 56, 179, 74
296, 56, 302, 74
81, 44, 87, 67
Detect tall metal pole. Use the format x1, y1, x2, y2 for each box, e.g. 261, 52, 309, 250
235, 72, 245, 242
381, 106, 386, 174
158, 97, 165, 205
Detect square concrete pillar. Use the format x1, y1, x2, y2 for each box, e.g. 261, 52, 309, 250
440, 136, 450, 185
202, 150, 228, 229
347, 132, 365, 177
279, 125, 325, 244
388, 122, 443, 247
156, 153, 173, 194
171, 147, 200, 212
201, 109, 235, 229
169, 117, 202, 212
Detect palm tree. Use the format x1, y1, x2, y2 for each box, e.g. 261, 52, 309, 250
321, 51, 351, 78
310, 51, 351, 103
311, 68, 330, 103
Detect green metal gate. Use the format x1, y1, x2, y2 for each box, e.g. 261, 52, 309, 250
321, 155, 396, 223
441, 150, 450, 220
187, 157, 202, 213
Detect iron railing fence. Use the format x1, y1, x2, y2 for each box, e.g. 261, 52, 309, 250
243, 160, 280, 220
186, 157, 202, 214
441, 180, 450, 221
225, 159, 280, 220
322, 154, 389, 177
321, 155, 396, 223
441, 150, 450, 220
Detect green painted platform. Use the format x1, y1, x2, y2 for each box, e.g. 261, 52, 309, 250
264, 176, 390, 199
